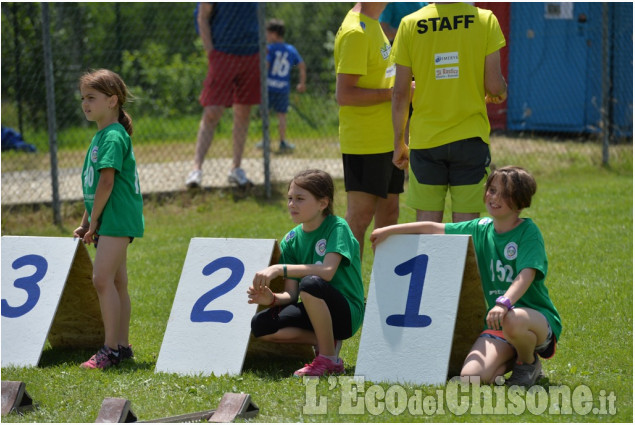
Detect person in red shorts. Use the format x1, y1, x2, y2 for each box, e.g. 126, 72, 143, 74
186, 2, 260, 189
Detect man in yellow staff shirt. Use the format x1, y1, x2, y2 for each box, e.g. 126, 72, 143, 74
392, 3, 507, 223
334, 2, 404, 257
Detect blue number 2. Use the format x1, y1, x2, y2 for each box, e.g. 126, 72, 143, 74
190, 256, 244, 323
386, 254, 432, 328
1, 254, 49, 318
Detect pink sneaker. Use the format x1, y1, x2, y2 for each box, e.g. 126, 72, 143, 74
80, 346, 120, 369
294, 355, 344, 377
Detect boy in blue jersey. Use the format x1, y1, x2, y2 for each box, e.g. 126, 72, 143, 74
259, 19, 306, 153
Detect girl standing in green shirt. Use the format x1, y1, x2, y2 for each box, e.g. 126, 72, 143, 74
74, 69, 144, 370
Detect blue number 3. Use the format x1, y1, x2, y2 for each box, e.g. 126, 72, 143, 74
1, 255, 49, 318
190, 256, 244, 323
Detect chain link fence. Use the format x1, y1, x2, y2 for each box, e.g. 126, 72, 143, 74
1, 3, 632, 219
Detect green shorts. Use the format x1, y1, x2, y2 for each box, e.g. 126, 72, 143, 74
407, 138, 490, 213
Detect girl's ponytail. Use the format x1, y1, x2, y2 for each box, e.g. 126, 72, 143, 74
119, 108, 134, 136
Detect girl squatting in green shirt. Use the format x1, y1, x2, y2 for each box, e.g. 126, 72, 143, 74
248, 169, 365, 377
370, 166, 561, 388
74, 69, 144, 370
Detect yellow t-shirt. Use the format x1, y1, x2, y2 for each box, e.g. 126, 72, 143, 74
392, 3, 506, 149
334, 10, 395, 154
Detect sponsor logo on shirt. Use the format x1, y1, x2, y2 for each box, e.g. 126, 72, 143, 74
435, 66, 459, 80
315, 239, 327, 257
385, 64, 396, 78
435, 52, 459, 65
380, 43, 391, 60
91, 146, 99, 163
504, 242, 518, 260
285, 230, 296, 242
267, 79, 289, 89
360, 22, 366, 31
479, 217, 493, 226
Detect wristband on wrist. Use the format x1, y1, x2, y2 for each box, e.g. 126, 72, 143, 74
283, 264, 288, 279
267, 292, 277, 307
495, 296, 514, 310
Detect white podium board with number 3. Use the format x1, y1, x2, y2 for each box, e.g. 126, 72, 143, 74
355, 234, 484, 385
155, 238, 279, 376
1, 236, 103, 367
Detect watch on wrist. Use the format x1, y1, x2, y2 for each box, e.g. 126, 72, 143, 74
495, 296, 514, 310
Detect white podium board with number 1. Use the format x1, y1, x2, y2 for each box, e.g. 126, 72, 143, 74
355, 234, 484, 385
155, 238, 279, 376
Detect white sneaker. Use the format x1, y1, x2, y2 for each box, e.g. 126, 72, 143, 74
228, 167, 252, 187
185, 169, 202, 188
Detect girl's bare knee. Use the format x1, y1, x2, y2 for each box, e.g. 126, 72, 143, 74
92, 275, 111, 293
113, 277, 128, 292
460, 364, 490, 384
502, 312, 526, 339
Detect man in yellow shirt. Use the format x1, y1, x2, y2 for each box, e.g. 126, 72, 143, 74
334, 2, 404, 256
392, 3, 507, 223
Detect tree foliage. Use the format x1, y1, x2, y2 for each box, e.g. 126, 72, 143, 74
1, 2, 351, 132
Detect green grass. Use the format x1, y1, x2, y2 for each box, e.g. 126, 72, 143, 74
1, 162, 632, 422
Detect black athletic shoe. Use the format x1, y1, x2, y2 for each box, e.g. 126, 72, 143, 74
118, 344, 134, 361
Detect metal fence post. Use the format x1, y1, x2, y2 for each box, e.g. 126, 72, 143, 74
258, 3, 271, 199
11, 3, 24, 137
601, 3, 610, 166
41, 3, 62, 225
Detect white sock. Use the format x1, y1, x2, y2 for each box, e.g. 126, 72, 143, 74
334, 340, 343, 358
320, 354, 338, 363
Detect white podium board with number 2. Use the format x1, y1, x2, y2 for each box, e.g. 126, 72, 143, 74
1, 236, 103, 367
355, 234, 484, 385
155, 238, 278, 376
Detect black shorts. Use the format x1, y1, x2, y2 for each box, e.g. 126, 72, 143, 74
342, 152, 405, 198
409, 137, 490, 186
94, 234, 134, 249
251, 275, 354, 340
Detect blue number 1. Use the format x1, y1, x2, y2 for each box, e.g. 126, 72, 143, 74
1, 254, 49, 318
190, 256, 244, 323
386, 254, 432, 328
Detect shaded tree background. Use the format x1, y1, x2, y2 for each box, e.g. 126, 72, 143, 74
1, 2, 350, 135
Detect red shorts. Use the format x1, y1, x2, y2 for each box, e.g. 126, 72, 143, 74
199, 50, 261, 107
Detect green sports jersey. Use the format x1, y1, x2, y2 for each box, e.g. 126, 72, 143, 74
445, 217, 561, 340
280, 215, 365, 335
81, 123, 144, 237
391, 3, 506, 149
334, 10, 395, 155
